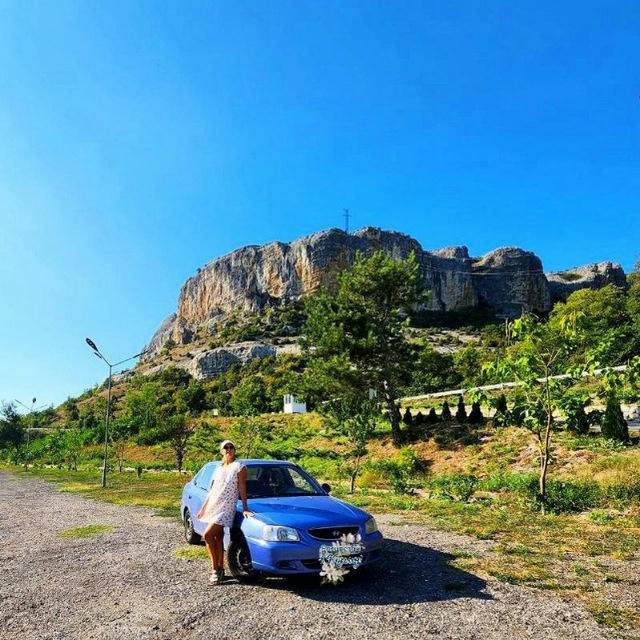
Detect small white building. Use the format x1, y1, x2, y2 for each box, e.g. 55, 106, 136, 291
283, 393, 307, 414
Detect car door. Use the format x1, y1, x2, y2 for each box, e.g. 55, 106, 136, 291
191, 462, 218, 535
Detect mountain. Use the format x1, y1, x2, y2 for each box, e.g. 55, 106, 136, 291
141, 226, 626, 370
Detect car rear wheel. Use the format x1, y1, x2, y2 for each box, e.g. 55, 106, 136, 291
183, 509, 201, 544
227, 536, 262, 582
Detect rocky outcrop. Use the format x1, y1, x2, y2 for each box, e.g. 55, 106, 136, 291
546, 262, 627, 302
187, 342, 277, 380
472, 248, 550, 315
142, 227, 580, 362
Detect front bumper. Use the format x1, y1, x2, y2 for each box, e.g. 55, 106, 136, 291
244, 530, 383, 575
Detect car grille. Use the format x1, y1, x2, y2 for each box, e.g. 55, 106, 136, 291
307, 525, 360, 540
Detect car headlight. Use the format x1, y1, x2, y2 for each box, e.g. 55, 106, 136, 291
262, 525, 300, 542
365, 517, 378, 535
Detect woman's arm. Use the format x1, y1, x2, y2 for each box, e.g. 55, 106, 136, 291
238, 466, 254, 517
196, 494, 209, 519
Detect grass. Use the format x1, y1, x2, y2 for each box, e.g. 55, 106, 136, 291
173, 545, 208, 560
57, 524, 114, 538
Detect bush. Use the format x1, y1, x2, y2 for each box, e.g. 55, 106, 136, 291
565, 402, 590, 435
375, 448, 418, 494
544, 480, 601, 514
441, 401, 452, 422
402, 408, 413, 425
428, 473, 478, 502
427, 408, 438, 424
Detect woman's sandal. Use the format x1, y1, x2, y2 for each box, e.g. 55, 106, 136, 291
208, 568, 224, 585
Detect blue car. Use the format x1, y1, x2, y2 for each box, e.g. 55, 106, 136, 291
181, 459, 383, 580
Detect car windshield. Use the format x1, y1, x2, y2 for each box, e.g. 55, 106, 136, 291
245, 464, 323, 498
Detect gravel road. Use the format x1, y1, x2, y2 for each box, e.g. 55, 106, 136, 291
0, 470, 615, 640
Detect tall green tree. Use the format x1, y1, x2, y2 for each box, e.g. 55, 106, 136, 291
302, 249, 426, 446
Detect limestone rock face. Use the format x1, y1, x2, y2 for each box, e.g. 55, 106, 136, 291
142, 227, 558, 360
546, 262, 627, 302
472, 247, 550, 315
187, 342, 277, 380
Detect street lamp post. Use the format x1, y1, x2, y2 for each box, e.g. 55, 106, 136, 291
85, 338, 145, 488
15, 397, 37, 470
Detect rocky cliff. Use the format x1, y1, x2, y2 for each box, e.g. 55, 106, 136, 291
143, 227, 559, 361
546, 262, 627, 302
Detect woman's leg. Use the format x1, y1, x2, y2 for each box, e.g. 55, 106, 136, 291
203, 523, 224, 571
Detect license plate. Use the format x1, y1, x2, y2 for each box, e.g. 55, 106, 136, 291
319, 542, 365, 568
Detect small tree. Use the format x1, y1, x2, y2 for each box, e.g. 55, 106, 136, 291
427, 407, 438, 424
168, 415, 194, 472
414, 411, 425, 425
402, 408, 413, 426
64, 425, 84, 471
485, 313, 584, 510
455, 396, 467, 423
230, 416, 271, 459
325, 395, 378, 493
601, 394, 629, 442
441, 400, 452, 422
110, 419, 131, 472
468, 402, 484, 424
0, 402, 24, 464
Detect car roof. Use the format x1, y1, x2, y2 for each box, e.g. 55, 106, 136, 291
203, 459, 297, 466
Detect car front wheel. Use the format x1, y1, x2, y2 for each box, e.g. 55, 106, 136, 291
227, 536, 262, 582
183, 509, 201, 544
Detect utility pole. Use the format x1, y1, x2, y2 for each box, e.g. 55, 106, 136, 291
343, 208, 350, 234
85, 338, 146, 487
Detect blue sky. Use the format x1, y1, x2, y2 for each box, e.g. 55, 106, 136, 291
1, 1, 639, 409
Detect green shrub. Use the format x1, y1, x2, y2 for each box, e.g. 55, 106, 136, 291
375, 448, 418, 494
455, 396, 467, 423
428, 473, 478, 502
441, 401, 452, 422
544, 480, 601, 513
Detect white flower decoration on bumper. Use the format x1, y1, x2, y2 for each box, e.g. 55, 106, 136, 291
319, 532, 365, 585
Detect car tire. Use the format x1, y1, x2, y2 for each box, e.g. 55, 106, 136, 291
227, 536, 262, 582
183, 509, 201, 545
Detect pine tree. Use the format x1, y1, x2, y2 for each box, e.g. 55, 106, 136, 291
493, 394, 509, 427
441, 400, 452, 422
427, 408, 438, 424
414, 411, 424, 425
455, 396, 467, 423
601, 394, 629, 442
402, 407, 413, 425
468, 402, 484, 424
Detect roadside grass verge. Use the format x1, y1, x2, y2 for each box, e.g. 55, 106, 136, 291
57, 524, 114, 538
3, 465, 186, 521
173, 546, 208, 560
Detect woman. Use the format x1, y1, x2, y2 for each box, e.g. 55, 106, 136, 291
196, 440, 254, 584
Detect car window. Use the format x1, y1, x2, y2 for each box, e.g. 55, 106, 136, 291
243, 464, 322, 498
196, 464, 216, 489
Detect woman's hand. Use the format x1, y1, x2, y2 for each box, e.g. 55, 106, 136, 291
242, 509, 255, 518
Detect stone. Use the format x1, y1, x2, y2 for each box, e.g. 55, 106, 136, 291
187, 342, 276, 380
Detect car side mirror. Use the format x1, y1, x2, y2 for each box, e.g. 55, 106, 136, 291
321, 483, 331, 494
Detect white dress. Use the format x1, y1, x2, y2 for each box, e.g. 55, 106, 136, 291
200, 460, 246, 527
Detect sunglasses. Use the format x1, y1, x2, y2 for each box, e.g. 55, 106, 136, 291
223, 444, 235, 450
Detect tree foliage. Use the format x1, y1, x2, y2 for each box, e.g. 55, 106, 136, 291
302, 249, 426, 446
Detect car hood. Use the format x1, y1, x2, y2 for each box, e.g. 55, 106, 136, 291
246, 495, 371, 528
